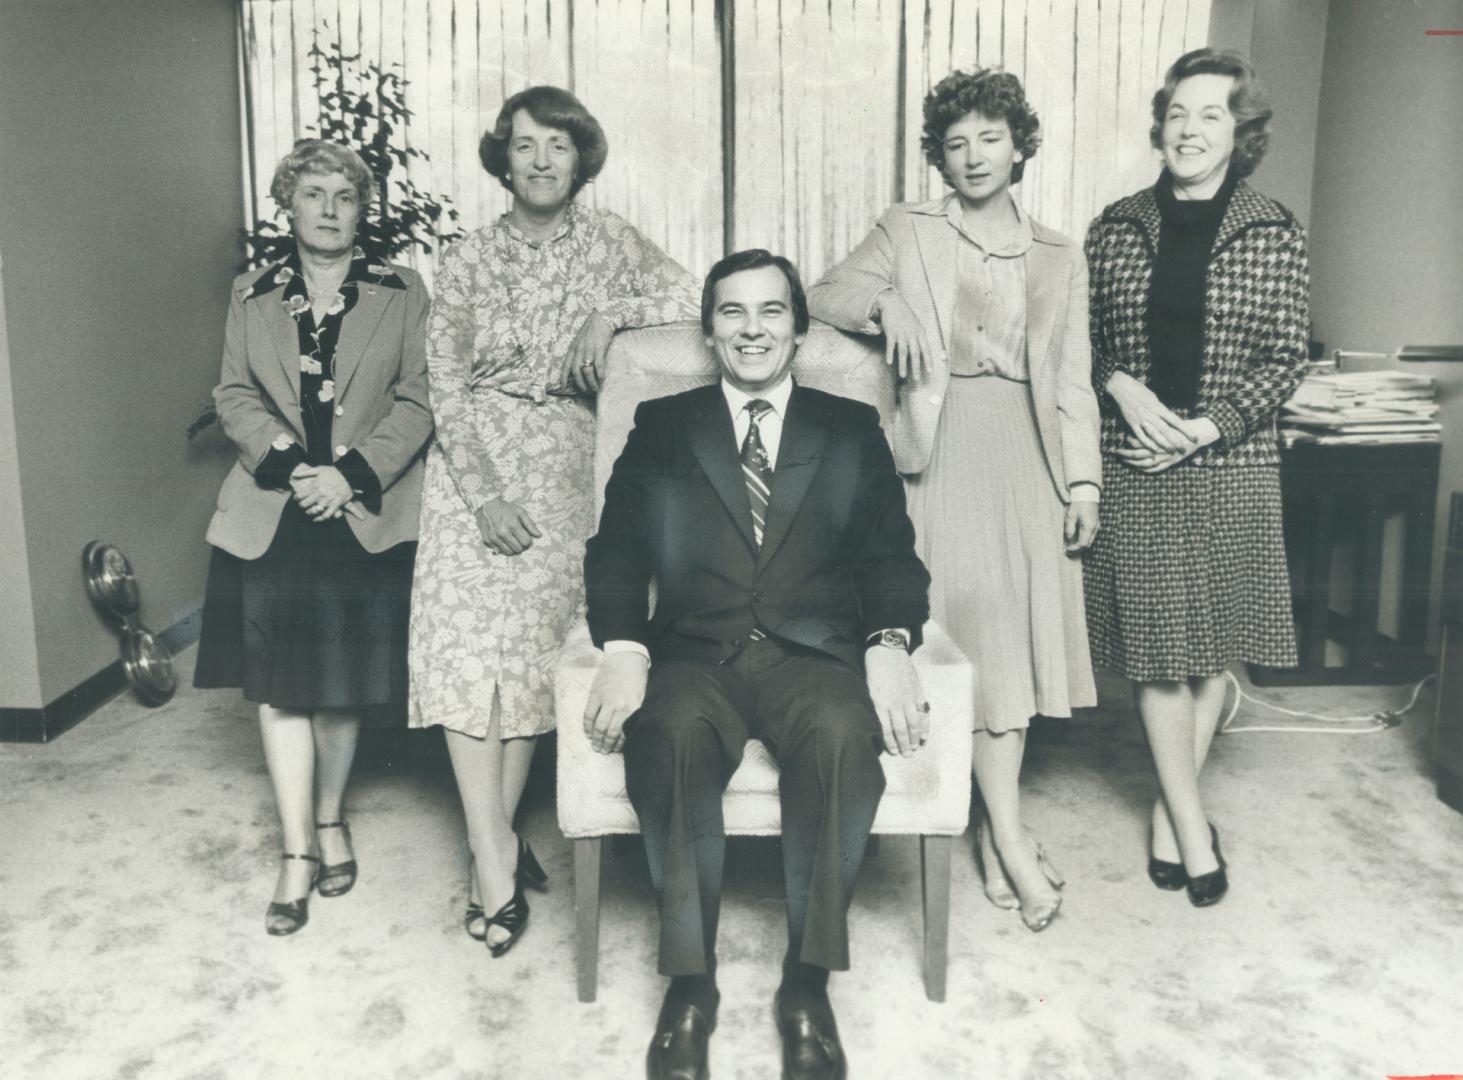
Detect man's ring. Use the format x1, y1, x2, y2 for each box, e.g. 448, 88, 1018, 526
919, 701, 930, 713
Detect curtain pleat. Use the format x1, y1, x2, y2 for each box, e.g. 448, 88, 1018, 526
240, 0, 1210, 285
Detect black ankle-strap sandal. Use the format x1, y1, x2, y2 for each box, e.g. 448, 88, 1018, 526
314, 820, 358, 898
265, 853, 320, 937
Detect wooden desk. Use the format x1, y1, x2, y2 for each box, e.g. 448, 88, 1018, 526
1250, 441, 1440, 687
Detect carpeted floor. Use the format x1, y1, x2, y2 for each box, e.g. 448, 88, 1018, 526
1, 648, 1459, 1080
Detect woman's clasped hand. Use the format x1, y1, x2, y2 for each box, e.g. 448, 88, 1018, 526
1106, 371, 1220, 473
289, 463, 363, 520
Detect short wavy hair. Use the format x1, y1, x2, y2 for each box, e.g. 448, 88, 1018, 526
921, 68, 1041, 185
269, 139, 375, 210
1150, 48, 1273, 178
479, 86, 608, 197
700, 249, 810, 337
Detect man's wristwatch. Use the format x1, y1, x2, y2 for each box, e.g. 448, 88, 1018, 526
866, 628, 912, 653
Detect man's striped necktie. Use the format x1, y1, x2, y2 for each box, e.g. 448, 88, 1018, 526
740, 399, 773, 642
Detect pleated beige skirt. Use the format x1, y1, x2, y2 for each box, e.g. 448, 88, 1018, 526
904, 376, 1096, 733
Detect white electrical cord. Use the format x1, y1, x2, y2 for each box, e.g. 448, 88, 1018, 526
1216, 670, 1436, 735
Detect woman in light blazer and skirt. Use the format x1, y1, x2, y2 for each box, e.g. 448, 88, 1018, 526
195, 140, 433, 935
809, 69, 1100, 931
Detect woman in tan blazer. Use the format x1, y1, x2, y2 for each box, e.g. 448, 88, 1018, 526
194, 140, 433, 936
809, 69, 1100, 932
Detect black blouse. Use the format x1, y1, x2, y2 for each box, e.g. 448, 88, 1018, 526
1147, 167, 1239, 409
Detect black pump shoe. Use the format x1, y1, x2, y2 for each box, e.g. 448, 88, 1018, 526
1147, 854, 1188, 891
1186, 823, 1228, 907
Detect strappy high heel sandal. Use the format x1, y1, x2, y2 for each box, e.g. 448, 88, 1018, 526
516, 835, 548, 890
315, 820, 358, 898
1019, 843, 1066, 933
465, 835, 545, 941
464, 853, 488, 941
265, 853, 320, 937
974, 819, 1018, 910
484, 882, 530, 958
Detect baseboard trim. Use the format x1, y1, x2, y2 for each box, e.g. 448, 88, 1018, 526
0, 609, 201, 743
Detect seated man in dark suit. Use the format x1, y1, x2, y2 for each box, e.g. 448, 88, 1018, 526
582, 248, 932, 1080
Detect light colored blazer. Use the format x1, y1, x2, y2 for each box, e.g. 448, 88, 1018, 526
807, 196, 1101, 497
206, 262, 433, 559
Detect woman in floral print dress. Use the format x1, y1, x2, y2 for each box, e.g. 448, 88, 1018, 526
409, 86, 698, 955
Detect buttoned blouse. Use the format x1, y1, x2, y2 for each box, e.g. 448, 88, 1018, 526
946, 197, 1034, 380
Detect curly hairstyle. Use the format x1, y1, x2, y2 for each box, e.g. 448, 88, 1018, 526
479, 85, 608, 198
700, 249, 810, 337
921, 68, 1041, 184
1150, 48, 1272, 178
269, 140, 375, 210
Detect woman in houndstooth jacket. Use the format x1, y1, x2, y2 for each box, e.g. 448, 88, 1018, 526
1083, 49, 1310, 907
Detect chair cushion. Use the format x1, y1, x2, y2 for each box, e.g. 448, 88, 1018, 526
556, 320, 973, 839
555, 621, 972, 837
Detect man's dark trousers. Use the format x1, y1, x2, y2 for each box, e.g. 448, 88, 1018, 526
623, 637, 886, 978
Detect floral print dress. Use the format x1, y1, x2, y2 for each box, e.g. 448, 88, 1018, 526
409, 203, 698, 738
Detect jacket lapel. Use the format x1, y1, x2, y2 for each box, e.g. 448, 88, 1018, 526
1024, 241, 1060, 374
333, 284, 395, 400
911, 210, 958, 349
756, 387, 826, 570
264, 299, 303, 408
689, 390, 759, 554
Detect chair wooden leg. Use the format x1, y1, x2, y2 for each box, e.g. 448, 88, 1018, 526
920, 835, 952, 1002
575, 837, 604, 1002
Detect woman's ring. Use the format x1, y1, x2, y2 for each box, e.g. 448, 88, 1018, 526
580, 360, 594, 369
919, 701, 931, 713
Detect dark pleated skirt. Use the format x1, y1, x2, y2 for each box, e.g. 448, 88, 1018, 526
194, 502, 415, 713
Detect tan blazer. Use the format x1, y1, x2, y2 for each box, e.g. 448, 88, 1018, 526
807, 197, 1101, 497
205, 262, 433, 559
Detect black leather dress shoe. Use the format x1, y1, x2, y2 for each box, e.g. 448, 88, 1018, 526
646, 995, 716, 1080
774, 990, 847, 1080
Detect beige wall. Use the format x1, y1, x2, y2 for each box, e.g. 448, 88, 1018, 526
1207, 0, 1329, 226
1307, 0, 1463, 642
0, 258, 44, 709
0, 0, 242, 707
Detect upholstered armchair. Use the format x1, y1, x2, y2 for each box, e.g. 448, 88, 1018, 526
554, 322, 973, 1003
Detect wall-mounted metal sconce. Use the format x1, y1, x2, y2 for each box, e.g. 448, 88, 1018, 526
82, 541, 177, 706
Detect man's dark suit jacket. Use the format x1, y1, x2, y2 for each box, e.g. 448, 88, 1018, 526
585, 381, 930, 671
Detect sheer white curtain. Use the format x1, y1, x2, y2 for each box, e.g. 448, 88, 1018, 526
240, 0, 1210, 282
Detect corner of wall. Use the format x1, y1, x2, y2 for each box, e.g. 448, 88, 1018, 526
0, 249, 45, 710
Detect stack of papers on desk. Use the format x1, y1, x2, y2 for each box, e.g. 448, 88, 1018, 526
1280, 371, 1440, 446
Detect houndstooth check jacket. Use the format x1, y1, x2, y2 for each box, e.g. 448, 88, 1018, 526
1084, 179, 1310, 469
